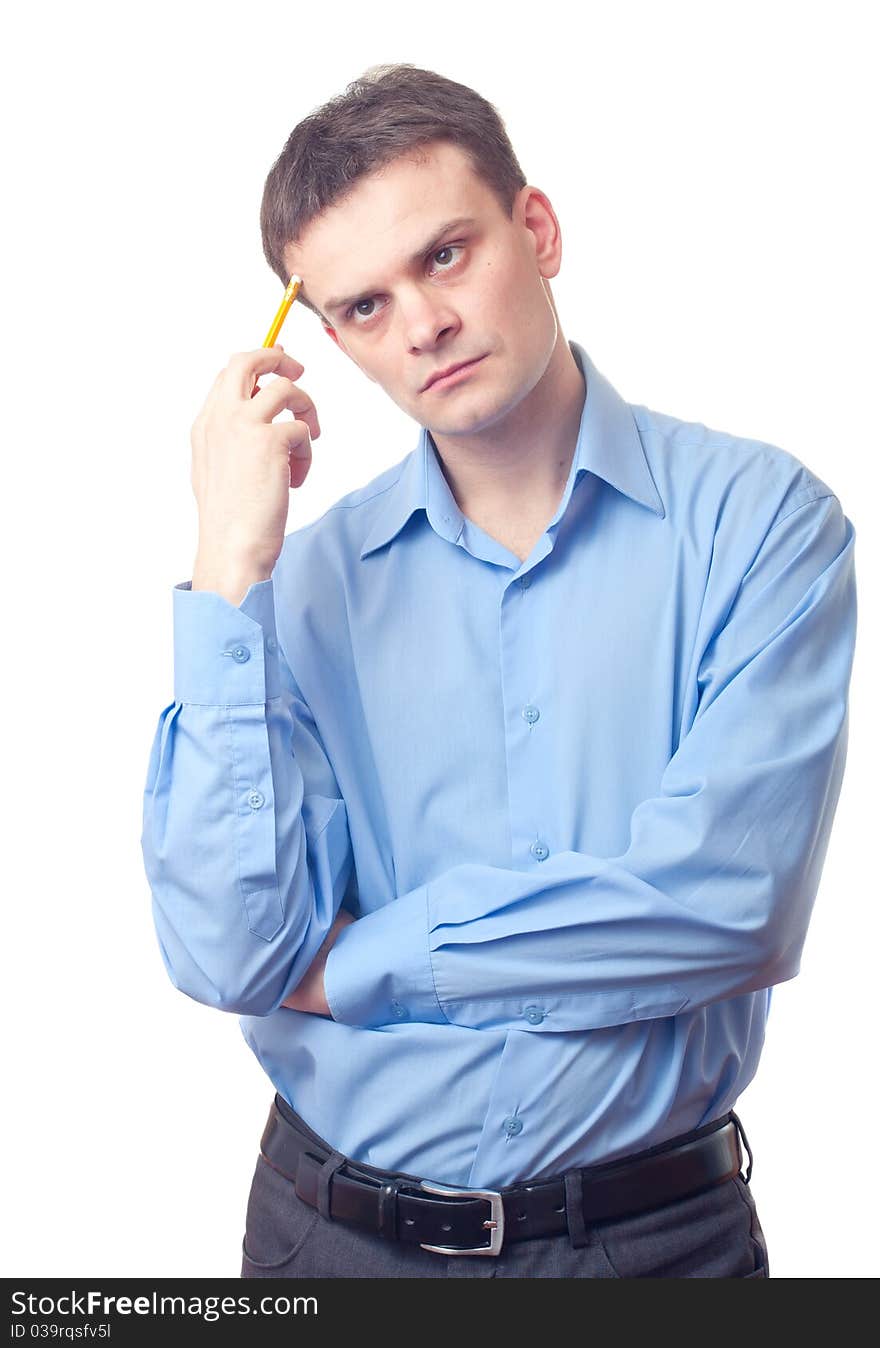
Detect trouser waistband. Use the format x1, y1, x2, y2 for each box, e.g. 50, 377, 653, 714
259, 1095, 752, 1256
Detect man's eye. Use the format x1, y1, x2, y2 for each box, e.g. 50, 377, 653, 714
430, 244, 464, 271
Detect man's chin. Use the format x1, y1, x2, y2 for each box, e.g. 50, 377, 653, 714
424, 403, 513, 436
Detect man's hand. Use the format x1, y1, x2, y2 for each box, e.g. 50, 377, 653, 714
190, 343, 321, 605
281, 908, 356, 1016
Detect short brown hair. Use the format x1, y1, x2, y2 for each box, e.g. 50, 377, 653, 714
260, 64, 528, 323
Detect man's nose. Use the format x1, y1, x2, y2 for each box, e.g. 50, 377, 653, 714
398, 286, 460, 351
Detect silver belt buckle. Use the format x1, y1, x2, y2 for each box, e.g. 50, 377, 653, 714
418, 1179, 505, 1255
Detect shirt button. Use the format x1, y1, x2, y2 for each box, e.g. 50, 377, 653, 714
503, 1116, 523, 1136
266, 636, 277, 653
391, 999, 408, 1019
230, 645, 251, 663
247, 790, 265, 810
522, 705, 540, 724
523, 1005, 545, 1025
530, 841, 550, 862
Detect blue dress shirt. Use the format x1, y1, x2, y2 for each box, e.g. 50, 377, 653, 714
141, 340, 857, 1187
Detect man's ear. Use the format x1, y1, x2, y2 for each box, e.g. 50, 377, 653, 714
322, 324, 376, 382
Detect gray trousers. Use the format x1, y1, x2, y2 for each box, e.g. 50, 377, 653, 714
240, 1108, 770, 1279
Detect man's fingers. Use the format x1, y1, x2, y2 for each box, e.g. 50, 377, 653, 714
229, 345, 305, 400
251, 377, 320, 440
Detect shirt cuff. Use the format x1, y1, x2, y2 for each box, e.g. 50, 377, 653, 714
172, 577, 281, 705
323, 884, 447, 1027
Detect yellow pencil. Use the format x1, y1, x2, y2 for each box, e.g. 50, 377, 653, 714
251, 274, 303, 397
263, 273, 303, 347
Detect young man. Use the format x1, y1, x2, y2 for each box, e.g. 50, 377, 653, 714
141, 64, 857, 1278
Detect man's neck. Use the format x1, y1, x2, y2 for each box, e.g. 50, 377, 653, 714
428, 335, 587, 524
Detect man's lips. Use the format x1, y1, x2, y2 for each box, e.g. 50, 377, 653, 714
421, 355, 487, 392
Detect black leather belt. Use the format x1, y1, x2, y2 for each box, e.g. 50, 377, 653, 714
260, 1094, 751, 1257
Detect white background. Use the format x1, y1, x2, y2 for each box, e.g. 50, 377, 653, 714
2, 0, 876, 1279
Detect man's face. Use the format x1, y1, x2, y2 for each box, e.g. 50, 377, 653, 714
282, 140, 561, 437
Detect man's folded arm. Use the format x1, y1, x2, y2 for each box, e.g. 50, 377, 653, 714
140, 575, 355, 1017
324, 492, 857, 1033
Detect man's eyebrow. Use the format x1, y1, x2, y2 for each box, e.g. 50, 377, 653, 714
319, 216, 479, 316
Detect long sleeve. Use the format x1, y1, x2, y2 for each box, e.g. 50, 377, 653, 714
140, 576, 355, 1017
324, 492, 857, 1033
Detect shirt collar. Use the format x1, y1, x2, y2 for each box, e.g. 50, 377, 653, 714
360, 340, 664, 559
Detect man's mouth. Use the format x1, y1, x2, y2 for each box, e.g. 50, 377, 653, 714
421, 355, 487, 393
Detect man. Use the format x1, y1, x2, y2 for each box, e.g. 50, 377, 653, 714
141, 64, 857, 1278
